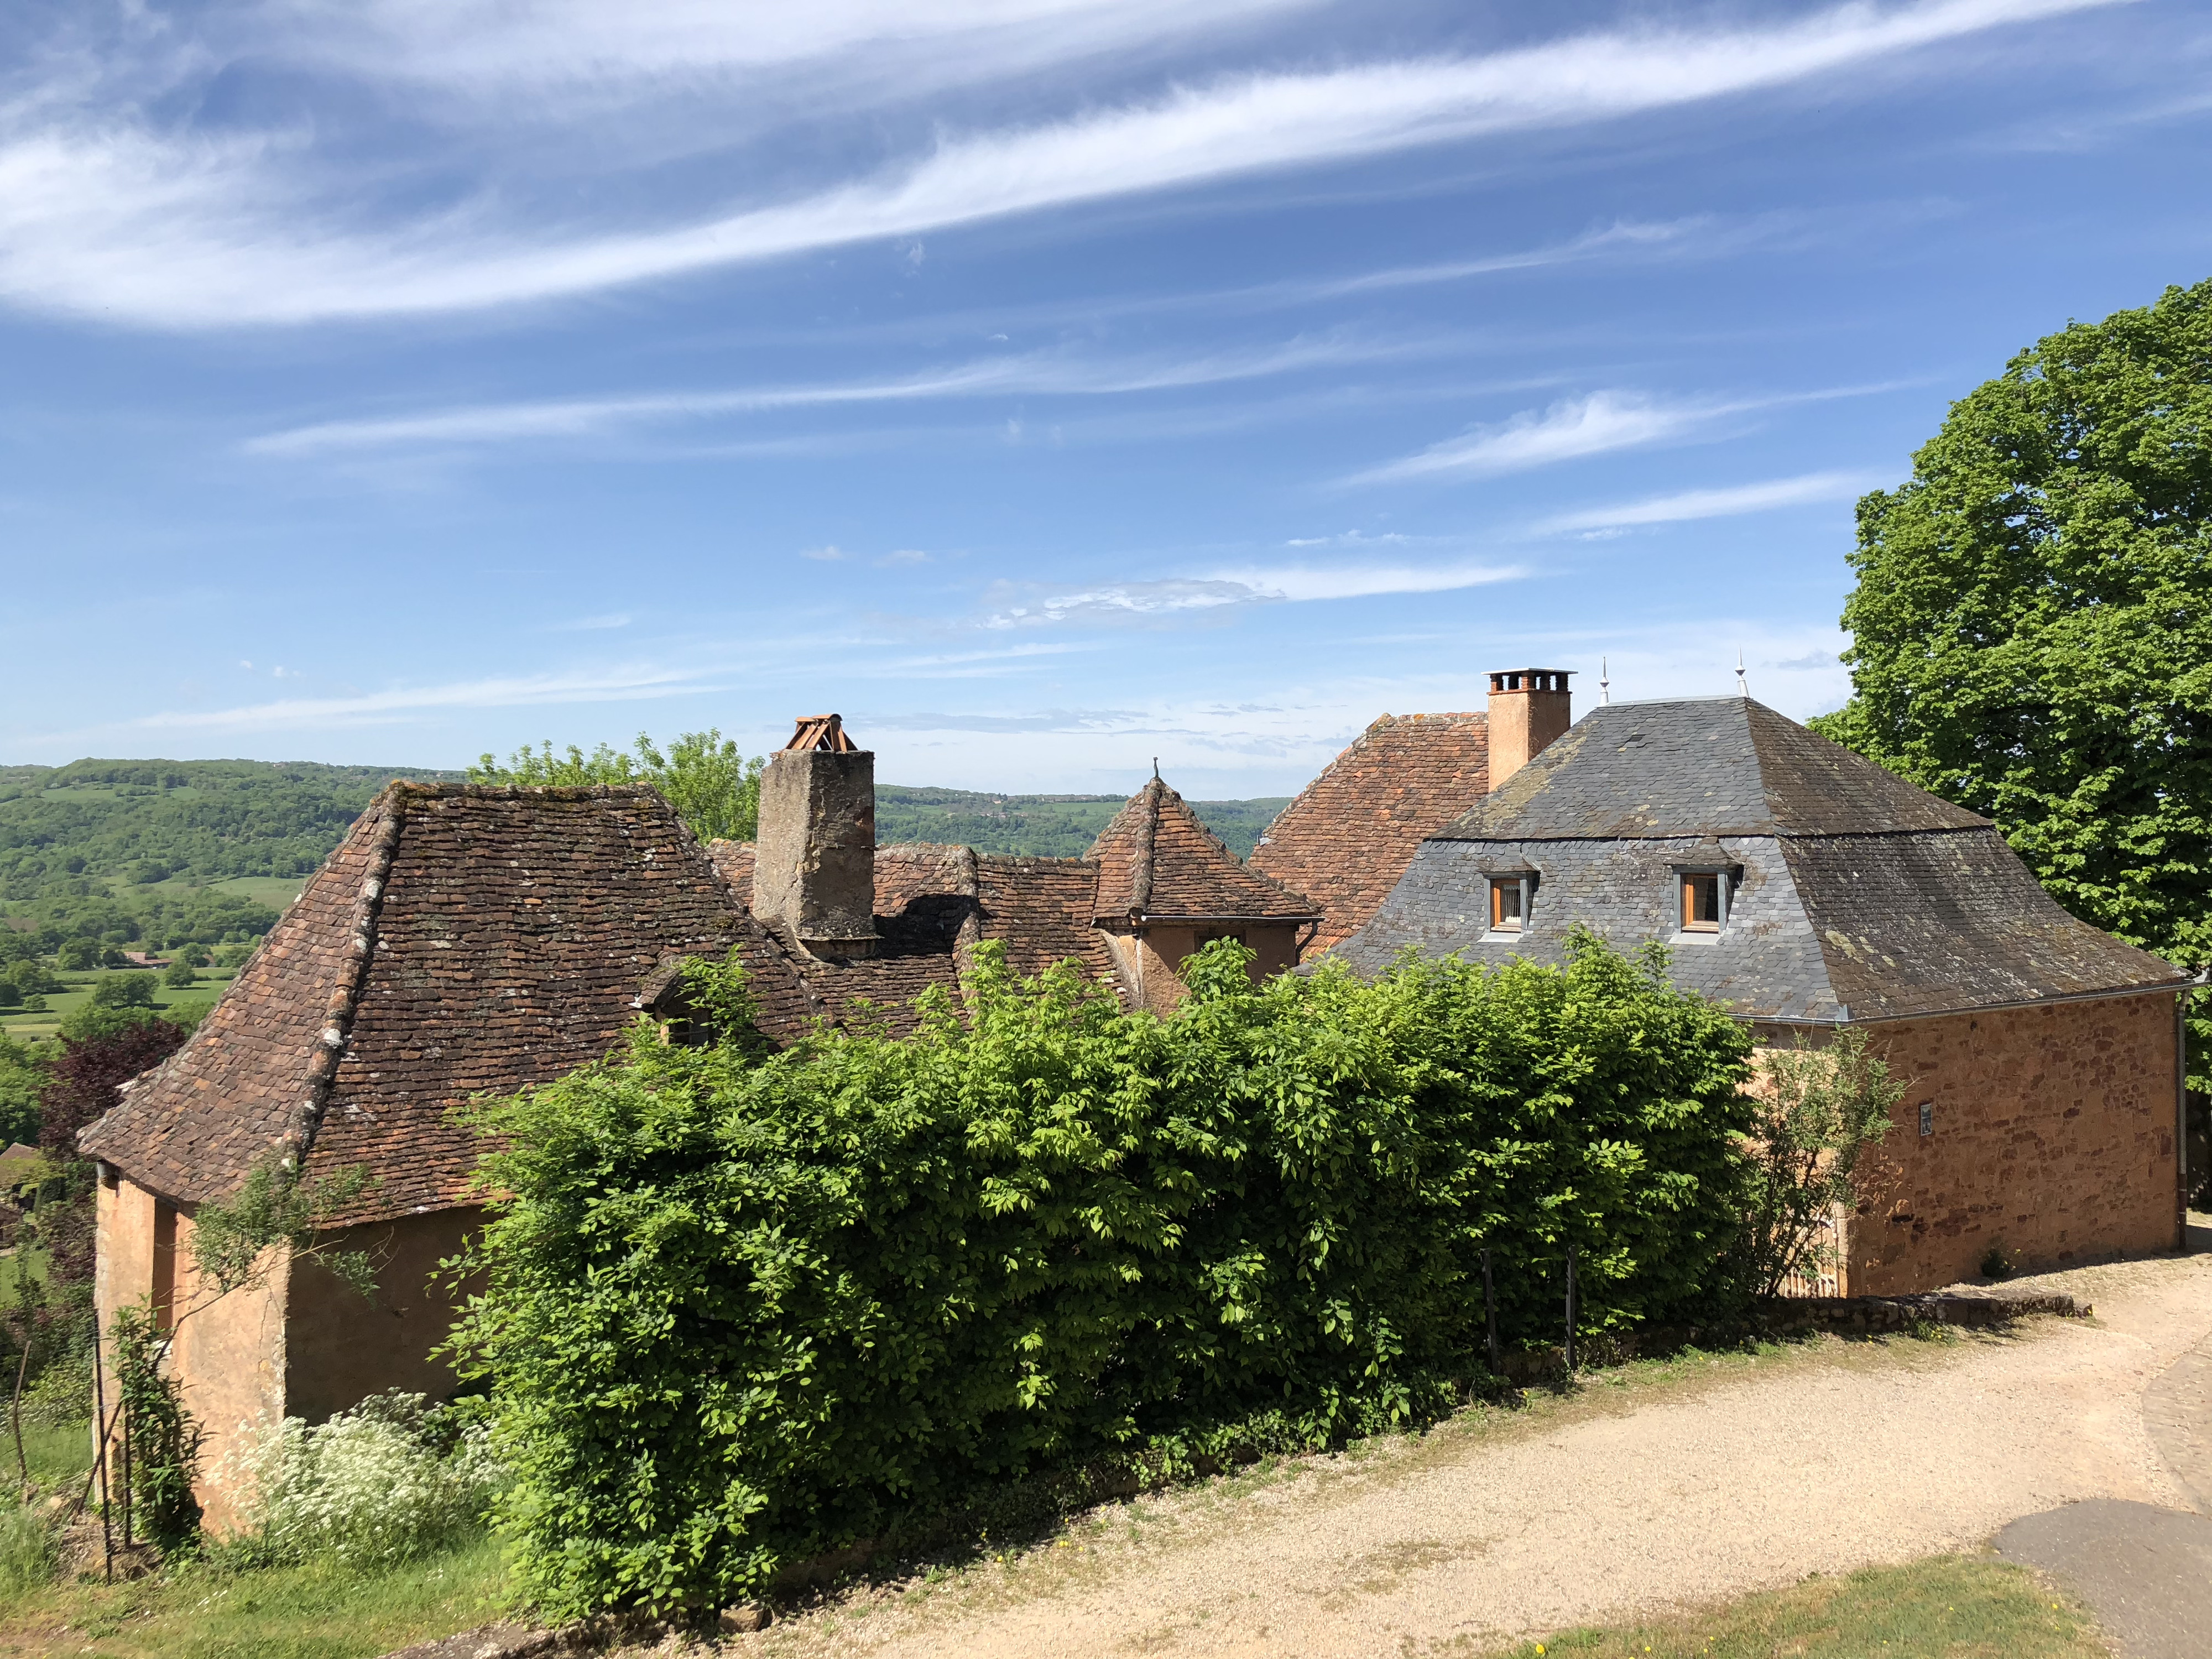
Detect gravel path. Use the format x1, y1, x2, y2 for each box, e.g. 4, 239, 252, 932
747, 1245, 2212, 1658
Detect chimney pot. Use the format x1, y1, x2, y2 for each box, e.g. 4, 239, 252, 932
754, 714, 879, 957
1486, 669, 1573, 789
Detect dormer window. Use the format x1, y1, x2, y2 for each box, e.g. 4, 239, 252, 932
1483, 863, 1536, 936
1490, 879, 1525, 932
1681, 873, 1724, 932
1673, 842, 1736, 935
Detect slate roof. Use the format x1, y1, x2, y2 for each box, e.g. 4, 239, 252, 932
1337, 698, 2188, 1022
1441, 698, 1986, 840
1250, 711, 1489, 952
1089, 779, 1318, 923
81, 784, 808, 1223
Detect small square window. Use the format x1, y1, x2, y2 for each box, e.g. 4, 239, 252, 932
1681, 873, 1723, 932
1489, 879, 1524, 932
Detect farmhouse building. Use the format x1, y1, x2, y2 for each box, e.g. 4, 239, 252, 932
77, 684, 2196, 1521
1332, 682, 2196, 1292
79, 717, 1315, 1521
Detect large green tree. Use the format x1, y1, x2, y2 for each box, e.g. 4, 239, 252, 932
469, 729, 765, 842
1814, 278, 2211, 1177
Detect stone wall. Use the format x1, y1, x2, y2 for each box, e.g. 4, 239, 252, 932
95, 1172, 287, 1535
1844, 990, 2182, 1293
284, 1207, 481, 1425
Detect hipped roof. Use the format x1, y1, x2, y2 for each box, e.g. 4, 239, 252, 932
1441, 698, 1987, 841
1340, 698, 2187, 1021
1088, 778, 1318, 924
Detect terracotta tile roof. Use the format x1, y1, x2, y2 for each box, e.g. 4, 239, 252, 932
1250, 712, 1490, 954
81, 784, 802, 1223
975, 855, 1117, 984
1089, 779, 1317, 923
706, 840, 1119, 1030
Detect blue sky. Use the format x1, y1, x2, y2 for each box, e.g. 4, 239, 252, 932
3, 0, 2206, 796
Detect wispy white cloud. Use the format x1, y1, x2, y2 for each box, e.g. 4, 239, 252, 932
1352, 391, 1712, 483
0, 0, 2120, 328
1535, 470, 1883, 532
982, 557, 1522, 627
244, 333, 1436, 455
103, 666, 718, 735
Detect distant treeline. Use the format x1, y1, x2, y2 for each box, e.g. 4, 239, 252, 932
877, 786, 1290, 859
0, 758, 462, 950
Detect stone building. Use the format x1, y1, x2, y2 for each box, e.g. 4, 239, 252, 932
1332, 686, 2195, 1292
79, 717, 1316, 1520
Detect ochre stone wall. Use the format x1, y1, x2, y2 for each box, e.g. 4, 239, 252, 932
1099, 924, 1306, 1014
283, 1208, 481, 1426
1842, 991, 2182, 1293
95, 1173, 287, 1534
168, 1211, 286, 1535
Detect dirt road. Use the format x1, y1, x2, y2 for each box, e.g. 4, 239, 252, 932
750, 1244, 2212, 1658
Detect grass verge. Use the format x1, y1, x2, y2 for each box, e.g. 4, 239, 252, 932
1482, 1555, 2103, 1658
0, 1531, 512, 1659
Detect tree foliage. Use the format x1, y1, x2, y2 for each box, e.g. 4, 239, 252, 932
453, 932, 1754, 1618
38, 1015, 188, 1284
1814, 279, 2212, 1104
469, 731, 766, 844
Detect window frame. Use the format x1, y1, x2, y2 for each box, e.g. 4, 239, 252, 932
1670, 858, 1736, 936
1481, 868, 1535, 937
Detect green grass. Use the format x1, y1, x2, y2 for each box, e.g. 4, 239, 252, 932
0, 968, 236, 1041
1481, 1556, 2104, 1658
0, 1532, 513, 1659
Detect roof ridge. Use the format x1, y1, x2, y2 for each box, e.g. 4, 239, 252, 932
1129, 779, 1161, 914
280, 785, 406, 1175
388, 782, 668, 801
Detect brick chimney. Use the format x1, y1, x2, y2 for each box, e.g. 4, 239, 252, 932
1486, 669, 1573, 789
753, 714, 879, 958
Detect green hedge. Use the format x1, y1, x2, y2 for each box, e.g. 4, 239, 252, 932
453, 930, 1753, 1617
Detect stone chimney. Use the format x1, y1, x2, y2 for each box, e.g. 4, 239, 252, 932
1486, 669, 1573, 789
753, 714, 879, 958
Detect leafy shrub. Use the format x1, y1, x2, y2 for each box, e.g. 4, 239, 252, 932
54, 940, 97, 972
160, 961, 197, 989
214, 1392, 502, 1568
457, 931, 1754, 1617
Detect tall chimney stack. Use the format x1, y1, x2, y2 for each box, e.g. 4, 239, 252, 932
753, 714, 879, 958
1486, 669, 1573, 790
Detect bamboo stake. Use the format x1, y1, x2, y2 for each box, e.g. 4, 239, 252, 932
91, 1332, 111, 1582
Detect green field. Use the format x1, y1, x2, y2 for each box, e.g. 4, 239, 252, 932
0, 968, 237, 1043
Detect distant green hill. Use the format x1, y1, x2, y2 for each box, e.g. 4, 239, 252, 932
0, 760, 1292, 951
0, 758, 463, 950
877, 786, 1290, 859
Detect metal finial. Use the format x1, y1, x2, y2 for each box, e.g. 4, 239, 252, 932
1152, 756, 1160, 780
1599, 656, 1611, 706
1736, 649, 1748, 698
